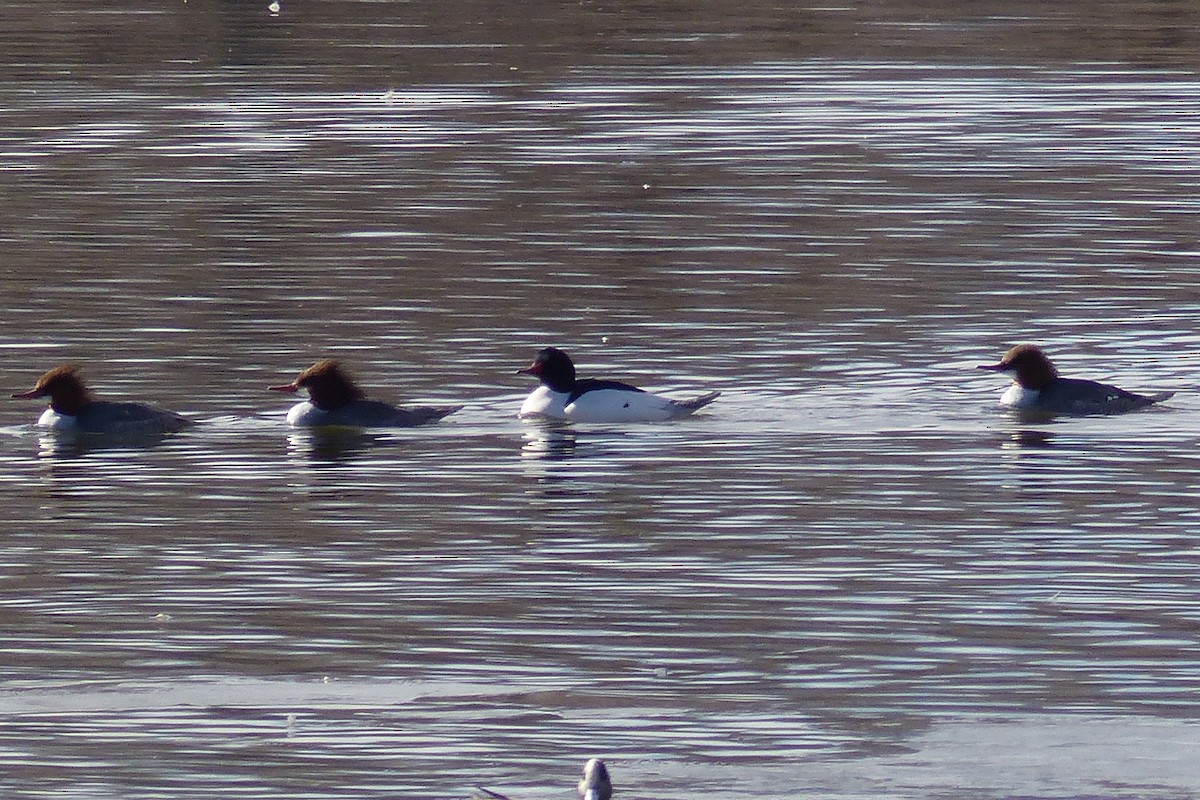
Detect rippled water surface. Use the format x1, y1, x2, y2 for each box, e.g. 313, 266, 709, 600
3, 2, 1200, 798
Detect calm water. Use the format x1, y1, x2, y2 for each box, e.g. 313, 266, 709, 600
3, 2, 1200, 798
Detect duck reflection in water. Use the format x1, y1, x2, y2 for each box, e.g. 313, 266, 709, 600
284, 428, 387, 462
474, 758, 613, 800
32, 431, 178, 459
1001, 429, 1057, 450
519, 424, 583, 497
520, 422, 578, 461
1008, 429, 1056, 448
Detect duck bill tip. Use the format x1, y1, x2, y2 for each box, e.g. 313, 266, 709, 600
268, 383, 299, 393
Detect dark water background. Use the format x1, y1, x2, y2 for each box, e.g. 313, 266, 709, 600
3, 2, 1200, 798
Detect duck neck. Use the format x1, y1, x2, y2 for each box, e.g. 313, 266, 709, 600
309, 377, 364, 410
49, 385, 92, 416
1014, 362, 1057, 390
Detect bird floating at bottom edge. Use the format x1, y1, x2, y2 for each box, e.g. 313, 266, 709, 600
473, 758, 614, 800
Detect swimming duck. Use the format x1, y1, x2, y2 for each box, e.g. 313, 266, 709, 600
519, 347, 718, 422
12, 364, 192, 436
978, 344, 1172, 416
578, 758, 613, 800
473, 758, 613, 800
270, 359, 460, 428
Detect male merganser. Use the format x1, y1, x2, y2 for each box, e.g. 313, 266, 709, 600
978, 344, 1173, 416
269, 359, 460, 428
473, 758, 613, 800
518, 347, 719, 423
11, 364, 192, 435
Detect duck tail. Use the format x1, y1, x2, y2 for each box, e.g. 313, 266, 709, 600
425, 404, 464, 423
670, 390, 720, 417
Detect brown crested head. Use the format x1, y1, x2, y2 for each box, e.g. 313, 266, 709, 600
12, 364, 93, 415
269, 359, 365, 410
977, 344, 1058, 389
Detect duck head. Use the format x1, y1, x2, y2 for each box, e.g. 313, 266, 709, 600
270, 359, 365, 411
978, 344, 1059, 390
12, 365, 93, 416
518, 347, 577, 393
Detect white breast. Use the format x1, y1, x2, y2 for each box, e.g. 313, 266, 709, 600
37, 408, 76, 429
1000, 383, 1040, 408
286, 401, 327, 426
519, 387, 568, 420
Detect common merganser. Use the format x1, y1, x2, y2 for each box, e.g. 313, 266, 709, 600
978, 344, 1173, 416
269, 359, 460, 428
11, 364, 192, 436
472, 758, 613, 800
578, 759, 613, 800
518, 347, 719, 423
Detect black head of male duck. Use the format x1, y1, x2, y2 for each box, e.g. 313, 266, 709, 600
518, 347, 578, 393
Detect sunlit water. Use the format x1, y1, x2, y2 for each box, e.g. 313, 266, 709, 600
2, 2, 1200, 799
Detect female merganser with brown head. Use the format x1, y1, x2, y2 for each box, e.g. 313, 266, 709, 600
12, 365, 192, 435
518, 347, 718, 423
978, 344, 1173, 416
270, 359, 460, 428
